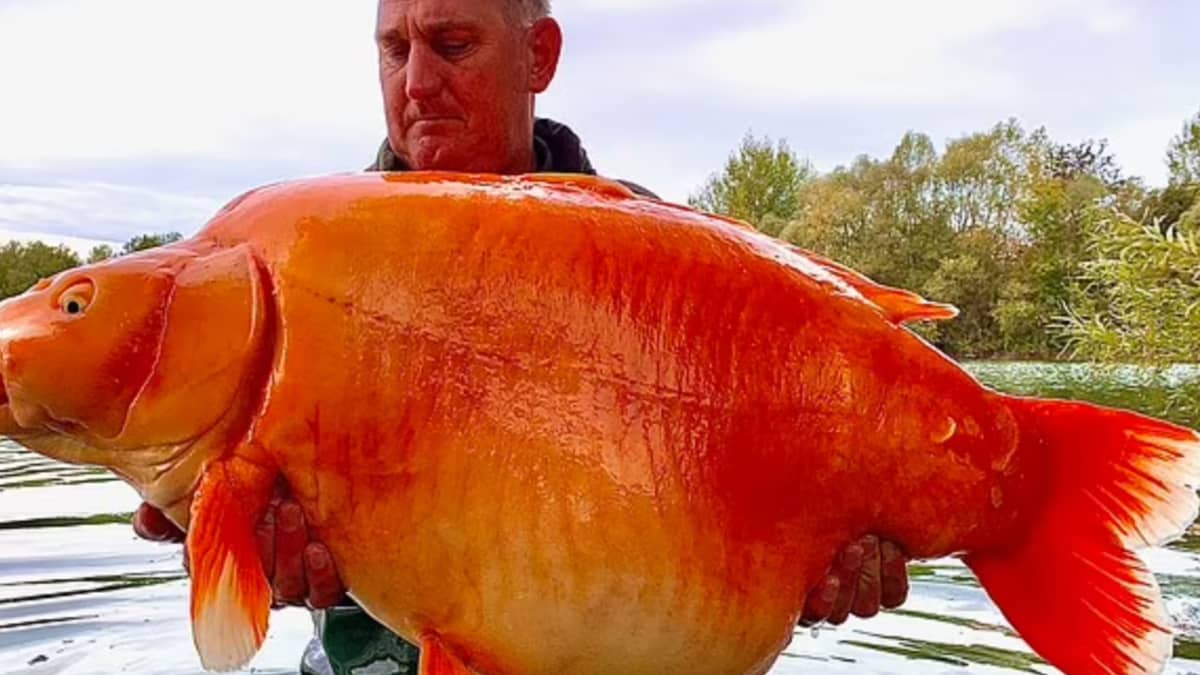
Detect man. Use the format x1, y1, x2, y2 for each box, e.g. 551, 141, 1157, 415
134, 0, 911, 672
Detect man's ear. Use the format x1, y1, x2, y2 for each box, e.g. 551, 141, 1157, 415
528, 17, 563, 93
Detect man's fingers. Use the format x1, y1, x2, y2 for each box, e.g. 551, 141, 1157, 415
304, 543, 346, 610
132, 503, 185, 543
827, 542, 863, 625
880, 540, 910, 609
271, 501, 308, 604
798, 574, 840, 626
256, 504, 277, 578
850, 535, 882, 618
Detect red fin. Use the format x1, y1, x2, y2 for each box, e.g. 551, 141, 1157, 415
651, 201, 956, 324
420, 634, 475, 675
187, 459, 276, 671
789, 245, 959, 324
967, 399, 1200, 675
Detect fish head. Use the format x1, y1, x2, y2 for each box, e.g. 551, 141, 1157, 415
0, 242, 269, 520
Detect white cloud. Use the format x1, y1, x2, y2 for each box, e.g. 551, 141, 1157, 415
576, 0, 1139, 107
0, 0, 384, 167
0, 182, 223, 243
0, 0, 1192, 245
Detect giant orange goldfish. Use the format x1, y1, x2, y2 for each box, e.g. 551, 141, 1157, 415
0, 172, 1197, 675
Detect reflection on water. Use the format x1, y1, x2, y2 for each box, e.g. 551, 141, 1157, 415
1, 362, 1199, 673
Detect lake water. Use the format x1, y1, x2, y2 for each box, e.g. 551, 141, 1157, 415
3, 362, 1200, 674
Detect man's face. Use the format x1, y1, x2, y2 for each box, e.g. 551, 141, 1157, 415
375, 0, 560, 174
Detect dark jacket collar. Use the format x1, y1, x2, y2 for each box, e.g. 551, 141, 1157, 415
367, 117, 596, 175
366, 117, 657, 199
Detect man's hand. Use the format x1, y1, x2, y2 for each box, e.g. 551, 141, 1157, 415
799, 535, 909, 627
255, 482, 346, 609
132, 501, 186, 543
137, 500, 906, 620
131, 482, 347, 610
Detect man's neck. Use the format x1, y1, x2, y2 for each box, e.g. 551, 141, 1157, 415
501, 145, 537, 175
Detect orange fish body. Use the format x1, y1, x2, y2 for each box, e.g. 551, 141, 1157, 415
0, 172, 1197, 675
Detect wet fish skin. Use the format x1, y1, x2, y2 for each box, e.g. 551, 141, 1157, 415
0, 172, 1196, 675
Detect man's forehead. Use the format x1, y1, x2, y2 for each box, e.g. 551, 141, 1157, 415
376, 0, 510, 31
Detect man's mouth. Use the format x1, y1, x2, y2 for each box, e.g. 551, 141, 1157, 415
409, 115, 461, 127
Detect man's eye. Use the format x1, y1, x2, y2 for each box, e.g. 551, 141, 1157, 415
384, 41, 410, 62
438, 41, 471, 58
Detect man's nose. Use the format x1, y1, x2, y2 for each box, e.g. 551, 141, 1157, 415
405, 42, 442, 101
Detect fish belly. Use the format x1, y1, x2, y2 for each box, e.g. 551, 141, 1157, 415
302, 445, 812, 675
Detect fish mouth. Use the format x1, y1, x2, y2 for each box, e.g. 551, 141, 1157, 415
0, 374, 13, 431
0, 372, 26, 438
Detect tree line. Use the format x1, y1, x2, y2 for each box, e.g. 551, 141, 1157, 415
690, 110, 1200, 365
3, 110, 1196, 369
0, 232, 182, 300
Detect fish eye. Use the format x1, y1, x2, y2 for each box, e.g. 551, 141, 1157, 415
57, 281, 95, 317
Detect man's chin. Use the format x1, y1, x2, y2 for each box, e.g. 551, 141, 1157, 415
410, 150, 462, 172
404, 133, 479, 171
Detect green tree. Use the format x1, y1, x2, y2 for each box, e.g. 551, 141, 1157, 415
1128, 109, 1200, 235
993, 275, 1045, 357
1182, 197, 1200, 232
122, 232, 182, 254
693, 111, 1200, 362
87, 244, 116, 264
1059, 204, 1200, 421
1167, 109, 1200, 186
937, 119, 1034, 235
1136, 181, 1197, 233
777, 173, 865, 263
689, 133, 814, 231
0, 241, 82, 299
921, 228, 1010, 357
1044, 138, 1128, 189
1007, 171, 1110, 355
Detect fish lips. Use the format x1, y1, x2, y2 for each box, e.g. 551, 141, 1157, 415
0, 372, 33, 439
0, 373, 17, 436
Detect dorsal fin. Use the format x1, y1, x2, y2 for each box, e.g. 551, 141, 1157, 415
788, 245, 959, 325
669, 201, 958, 325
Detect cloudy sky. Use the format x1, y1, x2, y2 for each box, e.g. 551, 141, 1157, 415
1, 0, 1197, 255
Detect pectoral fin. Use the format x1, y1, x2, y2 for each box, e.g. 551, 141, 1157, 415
187, 458, 275, 671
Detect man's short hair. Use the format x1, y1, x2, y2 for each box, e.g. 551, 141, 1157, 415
509, 0, 551, 23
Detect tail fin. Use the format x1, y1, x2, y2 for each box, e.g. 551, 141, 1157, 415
966, 398, 1200, 675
